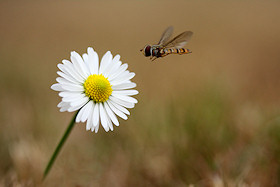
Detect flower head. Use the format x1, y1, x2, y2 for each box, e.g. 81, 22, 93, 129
51, 47, 138, 132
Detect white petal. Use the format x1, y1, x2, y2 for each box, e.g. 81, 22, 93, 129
68, 98, 89, 112
70, 51, 89, 79
99, 51, 112, 75
87, 47, 99, 75
60, 83, 84, 92
69, 53, 85, 78
112, 90, 138, 96
107, 100, 130, 115
59, 91, 84, 98
76, 102, 88, 123
104, 102, 119, 126
108, 64, 128, 82
111, 94, 138, 103
57, 63, 64, 71
56, 77, 74, 85
90, 125, 95, 132
51, 83, 64, 91
60, 105, 70, 112
57, 63, 68, 74
106, 58, 122, 78
107, 100, 128, 120
62, 60, 84, 83
103, 107, 113, 131
109, 96, 135, 108
86, 108, 93, 131
111, 82, 136, 90
80, 101, 94, 123
57, 64, 77, 81
62, 93, 85, 103
109, 55, 121, 72
57, 63, 82, 84
70, 96, 89, 107
94, 121, 99, 133
92, 103, 100, 128
102, 54, 120, 77
110, 72, 135, 86
57, 101, 68, 108
56, 77, 83, 91
107, 114, 113, 131
102, 58, 113, 75
82, 53, 88, 64
75, 52, 90, 77
57, 71, 79, 84
112, 54, 120, 63
99, 103, 109, 132
59, 102, 71, 112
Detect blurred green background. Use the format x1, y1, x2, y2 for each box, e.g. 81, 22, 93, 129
1, 0, 280, 186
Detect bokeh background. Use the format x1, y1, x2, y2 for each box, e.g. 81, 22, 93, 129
1, 0, 280, 186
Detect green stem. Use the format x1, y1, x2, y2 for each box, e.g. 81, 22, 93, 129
43, 110, 79, 180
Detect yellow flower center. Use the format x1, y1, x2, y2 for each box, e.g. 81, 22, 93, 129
84, 74, 112, 103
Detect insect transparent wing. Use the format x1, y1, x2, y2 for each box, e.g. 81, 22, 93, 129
163, 31, 193, 48
157, 26, 174, 46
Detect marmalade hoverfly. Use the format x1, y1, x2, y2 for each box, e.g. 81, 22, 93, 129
140, 26, 193, 61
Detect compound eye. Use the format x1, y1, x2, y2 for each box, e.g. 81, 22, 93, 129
144, 45, 151, 57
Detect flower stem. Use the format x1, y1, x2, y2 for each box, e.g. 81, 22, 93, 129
43, 110, 79, 180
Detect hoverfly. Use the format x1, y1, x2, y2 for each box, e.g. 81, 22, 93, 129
140, 26, 193, 61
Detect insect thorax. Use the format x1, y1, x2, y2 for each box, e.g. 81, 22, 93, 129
151, 45, 162, 57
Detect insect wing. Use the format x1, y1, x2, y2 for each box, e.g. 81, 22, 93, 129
157, 26, 174, 46
163, 31, 193, 49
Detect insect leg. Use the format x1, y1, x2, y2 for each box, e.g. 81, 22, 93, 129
151, 57, 157, 61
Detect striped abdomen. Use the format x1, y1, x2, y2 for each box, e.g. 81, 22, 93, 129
160, 48, 191, 57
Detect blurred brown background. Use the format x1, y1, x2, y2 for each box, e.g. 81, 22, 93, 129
1, 0, 280, 186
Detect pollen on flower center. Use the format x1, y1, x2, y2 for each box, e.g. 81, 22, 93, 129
84, 74, 112, 103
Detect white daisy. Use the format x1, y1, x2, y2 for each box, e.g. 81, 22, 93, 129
51, 47, 138, 133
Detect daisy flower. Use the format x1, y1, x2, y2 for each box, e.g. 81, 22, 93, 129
51, 47, 138, 133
